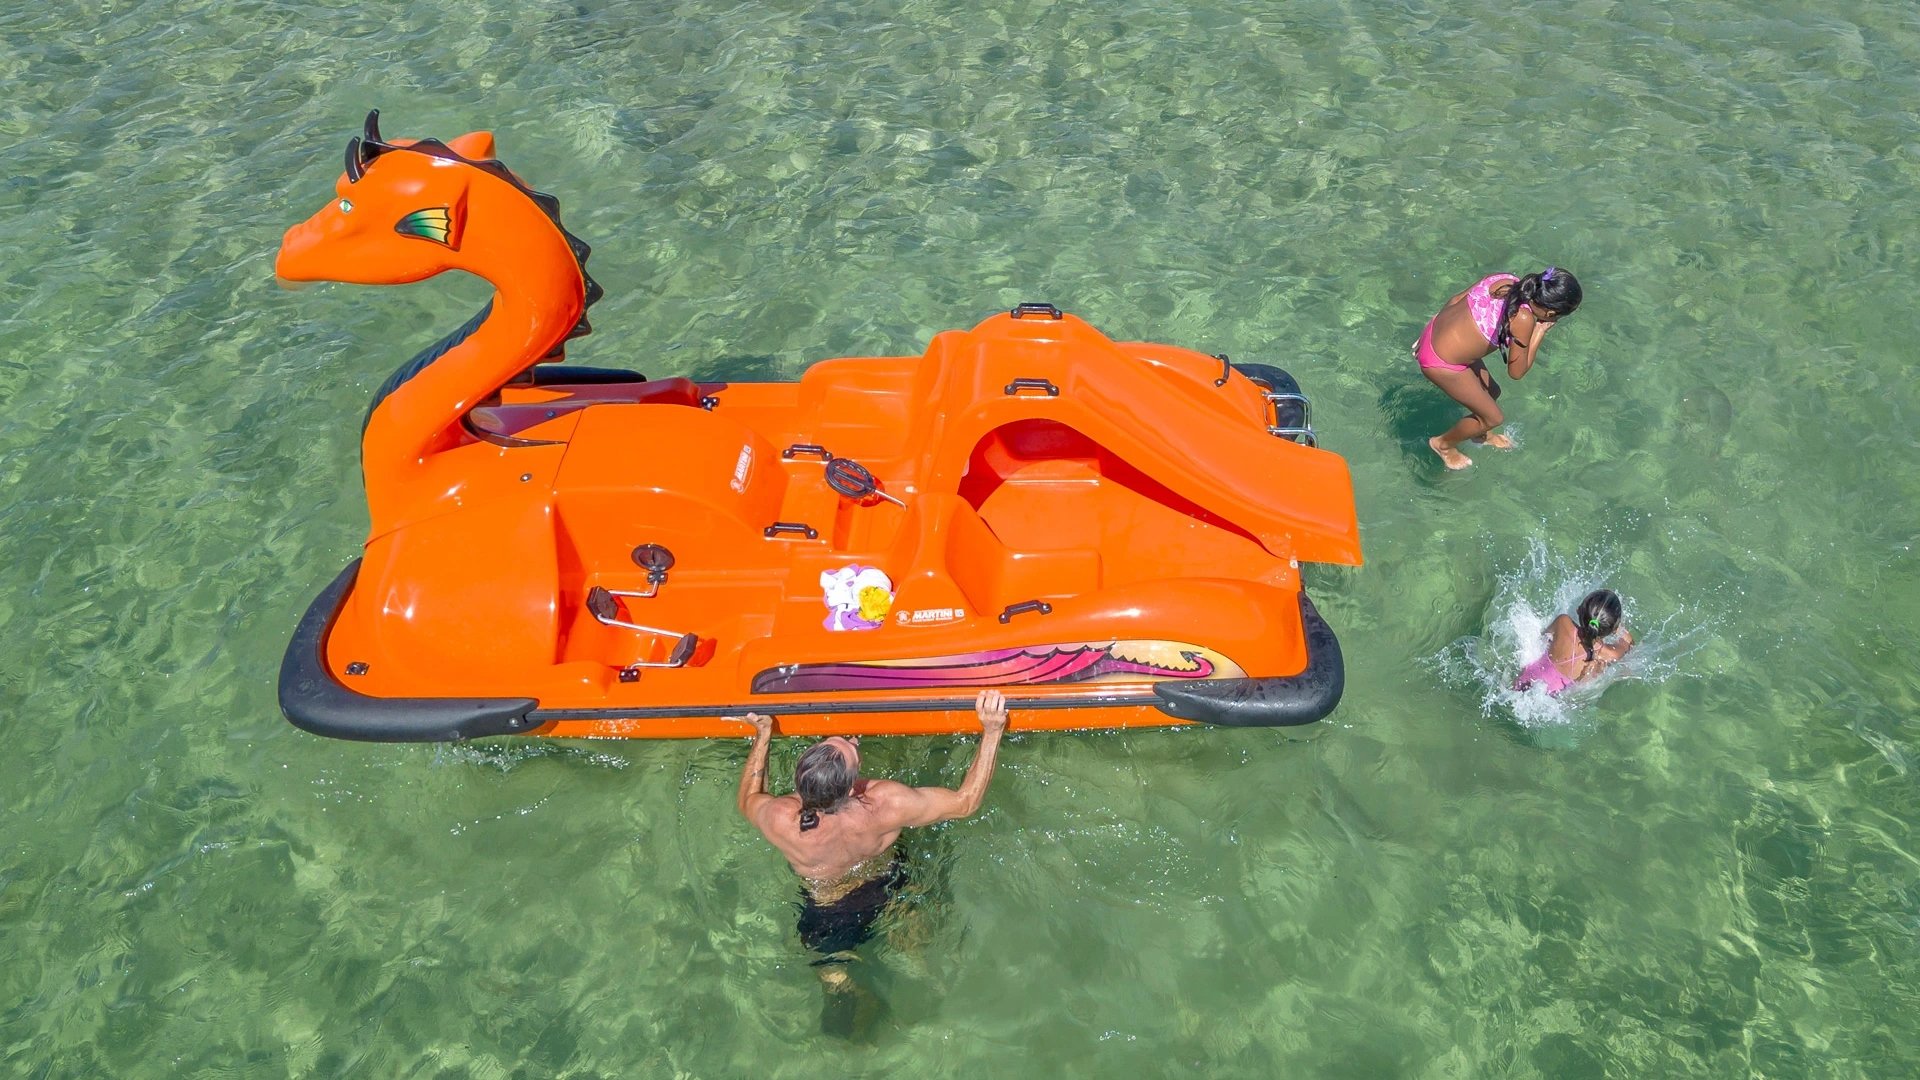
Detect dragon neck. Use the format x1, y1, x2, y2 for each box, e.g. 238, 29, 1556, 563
361, 258, 583, 531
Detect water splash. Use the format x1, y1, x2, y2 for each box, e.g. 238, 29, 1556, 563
1434, 537, 1714, 728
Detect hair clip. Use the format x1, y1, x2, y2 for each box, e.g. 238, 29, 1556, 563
1543, 267, 1557, 282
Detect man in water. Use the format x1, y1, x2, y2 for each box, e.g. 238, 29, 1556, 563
733, 690, 1009, 1036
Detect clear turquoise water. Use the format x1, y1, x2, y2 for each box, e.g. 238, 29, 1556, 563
3, 0, 1918, 1074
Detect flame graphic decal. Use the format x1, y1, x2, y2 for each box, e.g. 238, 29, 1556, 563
751, 640, 1243, 695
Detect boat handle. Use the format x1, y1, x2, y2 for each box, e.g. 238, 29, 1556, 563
1263, 390, 1311, 417
1213, 353, 1231, 387
764, 521, 819, 539
998, 599, 1054, 624
1261, 390, 1315, 447
1004, 378, 1059, 397
1010, 302, 1062, 320
782, 443, 833, 460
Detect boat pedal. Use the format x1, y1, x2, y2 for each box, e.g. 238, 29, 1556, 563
587, 587, 697, 668
586, 586, 619, 622
669, 633, 698, 667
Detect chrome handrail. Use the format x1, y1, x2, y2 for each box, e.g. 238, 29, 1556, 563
1261, 390, 1316, 446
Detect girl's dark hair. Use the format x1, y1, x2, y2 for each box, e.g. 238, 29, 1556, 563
1574, 589, 1623, 662
794, 741, 858, 832
1494, 267, 1583, 347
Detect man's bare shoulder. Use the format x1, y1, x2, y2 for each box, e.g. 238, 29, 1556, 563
853, 778, 917, 808
749, 791, 803, 834
856, 778, 949, 823
857, 777, 921, 802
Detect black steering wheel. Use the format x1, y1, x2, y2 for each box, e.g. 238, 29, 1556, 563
824, 457, 905, 507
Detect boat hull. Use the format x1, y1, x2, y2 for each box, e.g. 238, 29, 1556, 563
278, 310, 1363, 742
279, 558, 1345, 741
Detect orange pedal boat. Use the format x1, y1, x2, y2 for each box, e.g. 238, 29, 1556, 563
274, 113, 1362, 742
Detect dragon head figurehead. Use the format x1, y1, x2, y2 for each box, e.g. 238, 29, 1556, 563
276, 110, 601, 338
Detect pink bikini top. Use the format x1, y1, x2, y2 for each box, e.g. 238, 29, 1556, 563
1466, 274, 1518, 347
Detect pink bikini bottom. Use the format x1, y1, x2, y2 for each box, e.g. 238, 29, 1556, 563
1515, 651, 1576, 694
1415, 319, 1472, 373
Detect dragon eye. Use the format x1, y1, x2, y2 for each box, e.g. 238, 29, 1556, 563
338, 199, 354, 213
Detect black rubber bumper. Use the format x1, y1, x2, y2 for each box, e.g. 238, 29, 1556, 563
278, 559, 541, 742
1150, 592, 1344, 727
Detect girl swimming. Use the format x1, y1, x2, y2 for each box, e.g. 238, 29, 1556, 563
1514, 589, 1633, 694
1416, 268, 1583, 469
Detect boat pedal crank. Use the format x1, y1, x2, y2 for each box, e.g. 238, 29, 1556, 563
585, 585, 698, 669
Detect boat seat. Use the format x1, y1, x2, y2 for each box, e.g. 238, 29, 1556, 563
885, 494, 1100, 620
942, 497, 1100, 615
477, 378, 706, 441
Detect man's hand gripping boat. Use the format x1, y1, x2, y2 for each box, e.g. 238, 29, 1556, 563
274, 114, 1363, 741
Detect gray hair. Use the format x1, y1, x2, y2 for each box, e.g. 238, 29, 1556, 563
794, 741, 857, 832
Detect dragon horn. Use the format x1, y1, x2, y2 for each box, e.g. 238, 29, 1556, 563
364, 109, 383, 144
345, 136, 364, 183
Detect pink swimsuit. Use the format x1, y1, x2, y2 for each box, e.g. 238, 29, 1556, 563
1416, 274, 1518, 372
1514, 650, 1577, 695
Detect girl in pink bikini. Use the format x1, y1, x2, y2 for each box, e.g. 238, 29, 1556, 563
1416, 267, 1583, 469
1515, 589, 1634, 695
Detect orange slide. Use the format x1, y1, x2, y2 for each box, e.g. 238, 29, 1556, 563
274, 113, 1362, 742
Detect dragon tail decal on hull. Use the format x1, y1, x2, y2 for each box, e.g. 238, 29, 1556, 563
751, 641, 1245, 695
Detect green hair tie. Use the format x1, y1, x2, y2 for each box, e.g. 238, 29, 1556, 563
1587, 616, 1602, 628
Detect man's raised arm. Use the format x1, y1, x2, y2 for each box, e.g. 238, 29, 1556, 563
735, 712, 776, 821
882, 690, 1009, 828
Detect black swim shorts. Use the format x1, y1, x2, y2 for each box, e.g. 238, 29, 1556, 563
797, 857, 909, 964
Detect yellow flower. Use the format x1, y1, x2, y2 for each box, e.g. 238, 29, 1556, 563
857, 585, 893, 622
